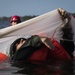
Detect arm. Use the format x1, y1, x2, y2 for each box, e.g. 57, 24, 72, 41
41, 37, 54, 50
15, 35, 54, 51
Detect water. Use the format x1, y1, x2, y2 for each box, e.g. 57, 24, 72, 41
0, 21, 75, 75
0, 60, 75, 75
0, 21, 10, 29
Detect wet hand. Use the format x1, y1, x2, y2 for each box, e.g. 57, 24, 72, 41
15, 39, 25, 51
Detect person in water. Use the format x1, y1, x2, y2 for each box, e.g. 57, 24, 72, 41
58, 8, 74, 59
10, 35, 71, 61
10, 35, 54, 61
10, 15, 21, 26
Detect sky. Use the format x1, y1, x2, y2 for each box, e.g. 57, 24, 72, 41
0, 0, 75, 17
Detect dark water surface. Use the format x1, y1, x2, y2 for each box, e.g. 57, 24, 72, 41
0, 21, 9, 29
0, 59, 75, 75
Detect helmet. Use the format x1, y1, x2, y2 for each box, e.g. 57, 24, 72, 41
10, 15, 21, 23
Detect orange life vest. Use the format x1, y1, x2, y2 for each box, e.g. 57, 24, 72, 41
28, 39, 71, 61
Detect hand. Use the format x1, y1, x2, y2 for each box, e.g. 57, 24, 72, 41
15, 39, 25, 51
41, 37, 54, 50
58, 8, 71, 23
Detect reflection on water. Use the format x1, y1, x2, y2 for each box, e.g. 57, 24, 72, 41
0, 59, 75, 75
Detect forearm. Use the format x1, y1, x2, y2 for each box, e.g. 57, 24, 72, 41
41, 37, 54, 50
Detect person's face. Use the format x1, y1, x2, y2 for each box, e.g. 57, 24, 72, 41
11, 21, 18, 26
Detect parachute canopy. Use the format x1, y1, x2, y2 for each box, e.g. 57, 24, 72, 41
0, 8, 75, 55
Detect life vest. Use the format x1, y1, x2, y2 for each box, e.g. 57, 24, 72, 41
0, 37, 71, 62
0, 53, 8, 62
27, 39, 71, 61
47, 39, 71, 60
0, 34, 72, 62
27, 44, 49, 61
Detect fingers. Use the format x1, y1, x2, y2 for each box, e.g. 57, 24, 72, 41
16, 39, 25, 51
58, 8, 71, 23
20, 39, 25, 44
58, 8, 65, 15
41, 37, 46, 42
58, 8, 67, 17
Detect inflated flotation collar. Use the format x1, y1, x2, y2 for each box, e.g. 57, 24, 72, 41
0, 53, 8, 62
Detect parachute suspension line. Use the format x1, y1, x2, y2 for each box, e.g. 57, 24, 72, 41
51, 21, 66, 39
51, 20, 74, 42
55, 37, 75, 42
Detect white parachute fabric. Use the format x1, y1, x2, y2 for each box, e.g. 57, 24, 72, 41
0, 9, 63, 39
0, 8, 75, 55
